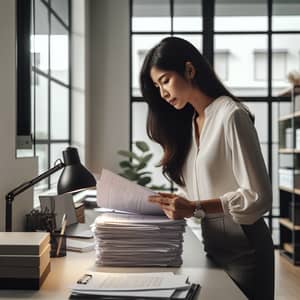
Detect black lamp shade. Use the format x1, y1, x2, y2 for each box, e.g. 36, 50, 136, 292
57, 147, 96, 194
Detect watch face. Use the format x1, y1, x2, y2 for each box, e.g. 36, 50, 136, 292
193, 208, 205, 219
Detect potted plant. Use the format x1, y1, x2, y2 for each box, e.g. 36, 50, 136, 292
117, 141, 166, 190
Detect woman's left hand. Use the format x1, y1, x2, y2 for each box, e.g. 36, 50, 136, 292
148, 192, 195, 219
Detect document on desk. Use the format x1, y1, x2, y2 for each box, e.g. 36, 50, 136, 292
96, 169, 164, 215
71, 272, 189, 291
70, 272, 200, 299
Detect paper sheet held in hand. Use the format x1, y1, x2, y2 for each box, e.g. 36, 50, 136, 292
96, 169, 164, 215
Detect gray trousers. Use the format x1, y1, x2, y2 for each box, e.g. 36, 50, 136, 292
201, 216, 274, 299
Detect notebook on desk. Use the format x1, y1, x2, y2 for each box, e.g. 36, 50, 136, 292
39, 192, 94, 239
65, 223, 93, 239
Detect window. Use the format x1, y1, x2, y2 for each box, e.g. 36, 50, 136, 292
137, 49, 147, 71
131, 0, 203, 191
130, 0, 300, 246
31, 52, 40, 85
214, 50, 229, 81
254, 50, 287, 81
31, 0, 71, 206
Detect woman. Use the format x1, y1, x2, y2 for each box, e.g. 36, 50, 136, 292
140, 37, 274, 299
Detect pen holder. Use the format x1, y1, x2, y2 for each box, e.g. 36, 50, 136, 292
50, 231, 67, 258
25, 209, 56, 232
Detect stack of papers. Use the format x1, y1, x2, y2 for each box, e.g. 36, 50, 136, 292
70, 272, 200, 299
91, 213, 186, 267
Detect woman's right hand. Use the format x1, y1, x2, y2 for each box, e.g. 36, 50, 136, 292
148, 192, 196, 219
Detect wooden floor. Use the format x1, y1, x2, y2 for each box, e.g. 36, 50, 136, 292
275, 250, 300, 300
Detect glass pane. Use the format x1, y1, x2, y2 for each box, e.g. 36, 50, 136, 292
31, 70, 35, 130
50, 15, 69, 84
214, 50, 229, 81
35, 74, 49, 139
51, 0, 69, 25
132, 102, 171, 188
260, 143, 269, 173
272, 208, 279, 216
33, 0, 49, 72
173, 0, 202, 32
253, 51, 266, 81
272, 102, 292, 144
272, 228, 279, 245
173, 34, 202, 52
50, 82, 69, 139
272, 102, 279, 144
50, 143, 69, 186
280, 101, 292, 117
254, 50, 287, 82
215, 0, 267, 32
243, 102, 268, 143
16, 149, 34, 158
132, 0, 171, 32
272, 143, 279, 208
272, 34, 300, 96
215, 35, 268, 97
132, 34, 170, 97
273, 0, 300, 31
35, 144, 49, 190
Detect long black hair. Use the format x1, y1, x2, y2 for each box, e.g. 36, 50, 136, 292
140, 36, 250, 186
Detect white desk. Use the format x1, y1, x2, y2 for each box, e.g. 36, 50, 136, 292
0, 226, 246, 300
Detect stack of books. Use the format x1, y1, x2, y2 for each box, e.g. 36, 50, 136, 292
91, 213, 186, 266
0, 232, 51, 290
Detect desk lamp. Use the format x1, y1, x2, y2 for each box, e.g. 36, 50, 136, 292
5, 147, 96, 231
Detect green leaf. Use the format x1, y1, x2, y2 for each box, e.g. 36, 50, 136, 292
137, 177, 151, 186
136, 162, 147, 171
124, 169, 139, 181
137, 171, 152, 176
135, 141, 149, 152
117, 150, 139, 161
119, 161, 132, 169
141, 153, 153, 164
150, 184, 167, 191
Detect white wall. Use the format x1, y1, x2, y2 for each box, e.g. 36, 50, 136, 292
0, 0, 37, 231
72, 0, 88, 164
88, 0, 130, 174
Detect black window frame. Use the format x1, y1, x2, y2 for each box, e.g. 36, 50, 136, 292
31, 0, 72, 192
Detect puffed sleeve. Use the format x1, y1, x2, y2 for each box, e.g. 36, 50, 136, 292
219, 108, 272, 225
175, 185, 189, 199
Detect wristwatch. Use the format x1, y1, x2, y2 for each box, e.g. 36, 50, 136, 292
192, 201, 206, 219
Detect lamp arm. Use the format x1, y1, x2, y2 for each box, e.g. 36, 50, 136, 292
5, 161, 65, 231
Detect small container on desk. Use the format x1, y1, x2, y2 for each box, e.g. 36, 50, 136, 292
25, 209, 56, 232
75, 201, 85, 223
50, 231, 67, 257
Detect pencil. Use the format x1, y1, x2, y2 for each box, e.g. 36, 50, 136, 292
56, 213, 67, 256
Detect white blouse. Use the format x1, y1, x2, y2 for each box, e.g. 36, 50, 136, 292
178, 96, 272, 225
